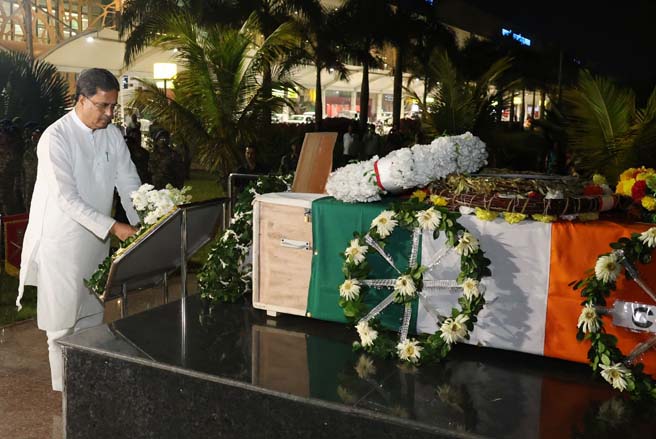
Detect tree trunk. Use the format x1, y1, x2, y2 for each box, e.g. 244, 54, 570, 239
315, 65, 323, 131
22, 0, 33, 59
520, 89, 526, 128
423, 74, 429, 123
509, 90, 515, 128
359, 61, 369, 133
531, 90, 537, 130
539, 90, 546, 120
392, 45, 403, 129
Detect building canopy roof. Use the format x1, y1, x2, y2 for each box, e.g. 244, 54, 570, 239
38, 27, 424, 99
39, 28, 177, 77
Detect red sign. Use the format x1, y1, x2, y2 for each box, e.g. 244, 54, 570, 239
2, 213, 28, 276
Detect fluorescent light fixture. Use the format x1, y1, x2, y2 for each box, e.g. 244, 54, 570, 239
153, 63, 177, 80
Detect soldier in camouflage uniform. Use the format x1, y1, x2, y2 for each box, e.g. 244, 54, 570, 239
0, 121, 24, 215
148, 129, 184, 189
21, 124, 42, 211
125, 126, 150, 183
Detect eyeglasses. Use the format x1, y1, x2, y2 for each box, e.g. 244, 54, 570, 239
84, 96, 118, 112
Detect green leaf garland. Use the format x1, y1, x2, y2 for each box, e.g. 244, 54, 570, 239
572, 226, 656, 400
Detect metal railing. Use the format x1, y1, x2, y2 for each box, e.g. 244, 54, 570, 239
226, 172, 267, 228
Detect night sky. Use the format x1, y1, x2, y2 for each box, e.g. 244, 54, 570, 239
463, 0, 656, 99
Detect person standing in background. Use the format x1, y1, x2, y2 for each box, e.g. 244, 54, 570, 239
342, 122, 359, 164
21, 124, 42, 211
362, 123, 380, 159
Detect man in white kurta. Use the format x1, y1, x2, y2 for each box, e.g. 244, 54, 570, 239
16, 68, 142, 391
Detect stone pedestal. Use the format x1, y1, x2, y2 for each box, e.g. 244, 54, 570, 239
60, 295, 652, 438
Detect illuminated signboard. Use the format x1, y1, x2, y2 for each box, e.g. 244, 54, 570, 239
502, 28, 531, 47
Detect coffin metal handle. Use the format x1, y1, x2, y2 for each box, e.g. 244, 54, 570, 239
281, 238, 311, 251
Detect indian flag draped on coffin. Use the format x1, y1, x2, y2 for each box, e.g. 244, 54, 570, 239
252, 193, 656, 372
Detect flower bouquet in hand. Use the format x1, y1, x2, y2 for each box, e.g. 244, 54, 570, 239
85, 183, 192, 296
615, 167, 656, 222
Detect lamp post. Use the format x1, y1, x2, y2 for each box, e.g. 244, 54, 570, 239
153, 62, 177, 96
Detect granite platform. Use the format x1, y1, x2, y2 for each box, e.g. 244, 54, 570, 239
59, 295, 654, 438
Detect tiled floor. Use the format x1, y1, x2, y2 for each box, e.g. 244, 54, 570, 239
0, 276, 196, 439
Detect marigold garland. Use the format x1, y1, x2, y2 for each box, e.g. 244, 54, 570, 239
339, 192, 492, 365
572, 226, 656, 400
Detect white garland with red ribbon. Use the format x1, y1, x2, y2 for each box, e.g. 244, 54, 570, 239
326, 132, 488, 203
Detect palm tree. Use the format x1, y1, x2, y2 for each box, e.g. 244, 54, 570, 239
337, 0, 391, 132
118, 0, 221, 65
563, 69, 656, 180
386, 1, 439, 129
0, 51, 70, 125
284, 1, 349, 130
409, 50, 513, 136
130, 12, 299, 175
120, 0, 315, 130
405, 18, 457, 124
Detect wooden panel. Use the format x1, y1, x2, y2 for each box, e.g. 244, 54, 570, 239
256, 202, 312, 314
252, 325, 309, 396
291, 132, 337, 194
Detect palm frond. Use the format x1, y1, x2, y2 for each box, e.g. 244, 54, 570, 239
564, 70, 636, 177
0, 51, 69, 125
128, 10, 297, 172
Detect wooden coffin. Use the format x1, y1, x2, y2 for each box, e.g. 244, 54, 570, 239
252, 192, 324, 317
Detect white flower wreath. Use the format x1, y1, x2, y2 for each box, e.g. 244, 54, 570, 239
339, 195, 492, 364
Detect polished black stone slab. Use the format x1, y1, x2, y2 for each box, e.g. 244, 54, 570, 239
60, 296, 654, 438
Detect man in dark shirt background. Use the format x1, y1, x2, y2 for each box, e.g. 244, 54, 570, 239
233, 145, 269, 198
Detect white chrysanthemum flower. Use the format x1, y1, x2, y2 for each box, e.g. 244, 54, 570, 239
594, 253, 621, 284
461, 278, 480, 301
144, 210, 160, 226
344, 239, 368, 265
339, 278, 361, 301
397, 339, 422, 363
416, 207, 442, 231
394, 275, 417, 299
455, 232, 479, 256
356, 320, 378, 347
639, 227, 656, 248
220, 230, 238, 242
354, 355, 376, 379
130, 191, 149, 211
597, 398, 626, 426
231, 211, 245, 225
371, 210, 397, 238
577, 303, 600, 333
600, 363, 631, 391
137, 183, 154, 193
440, 314, 469, 344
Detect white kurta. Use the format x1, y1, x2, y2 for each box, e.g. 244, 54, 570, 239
17, 110, 141, 331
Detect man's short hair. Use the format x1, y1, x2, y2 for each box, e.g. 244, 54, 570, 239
75, 68, 120, 102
